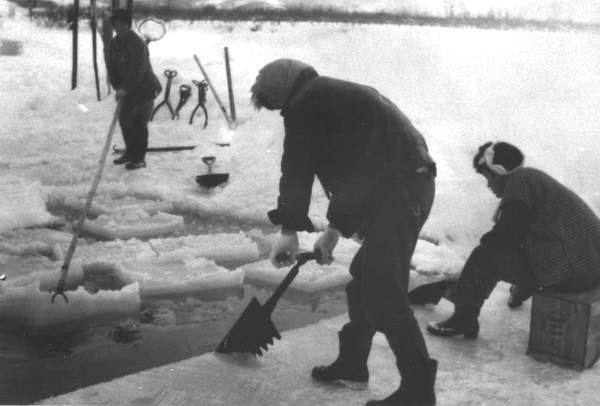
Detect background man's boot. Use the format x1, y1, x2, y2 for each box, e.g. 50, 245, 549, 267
311, 326, 372, 390
113, 154, 130, 164
366, 359, 437, 406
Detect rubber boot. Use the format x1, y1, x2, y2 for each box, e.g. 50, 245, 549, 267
366, 359, 437, 406
427, 305, 480, 339
311, 326, 372, 390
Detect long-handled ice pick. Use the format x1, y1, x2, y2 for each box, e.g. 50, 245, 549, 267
51, 99, 123, 303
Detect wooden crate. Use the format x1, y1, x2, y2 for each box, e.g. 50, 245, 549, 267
527, 287, 600, 369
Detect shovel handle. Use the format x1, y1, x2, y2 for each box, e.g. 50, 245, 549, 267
264, 251, 318, 314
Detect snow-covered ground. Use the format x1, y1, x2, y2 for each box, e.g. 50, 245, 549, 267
1, 0, 600, 403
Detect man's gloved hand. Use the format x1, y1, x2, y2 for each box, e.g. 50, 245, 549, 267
350, 232, 364, 244
115, 88, 127, 100
313, 224, 340, 265
269, 230, 299, 268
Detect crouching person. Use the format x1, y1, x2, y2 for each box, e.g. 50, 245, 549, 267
428, 141, 600, 339
251, 58, 438, 406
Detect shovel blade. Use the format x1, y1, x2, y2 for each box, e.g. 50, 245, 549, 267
215, 297, 282, 356
196, 173, 229, 188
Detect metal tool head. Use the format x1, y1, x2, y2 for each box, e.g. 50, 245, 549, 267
215, 297, 281, 356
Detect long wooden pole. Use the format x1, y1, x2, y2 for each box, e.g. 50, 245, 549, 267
91, 0, 101, 101
224, 47, 236, 123
100, 11, 113, 95
193, 54, 234, 127
71, 0, 79, 89
52, 100, 123, 303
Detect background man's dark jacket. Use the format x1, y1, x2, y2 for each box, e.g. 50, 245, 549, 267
107, 30, 160, 103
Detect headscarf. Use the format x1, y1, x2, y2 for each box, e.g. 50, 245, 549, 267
251, 59, 316, 110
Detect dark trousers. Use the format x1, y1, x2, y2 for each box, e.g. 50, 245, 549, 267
118, 98, 153, 162
453, 244, 600, 312
342, 170, 435, 367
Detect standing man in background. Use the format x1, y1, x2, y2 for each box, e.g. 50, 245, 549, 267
107, 9, 161, 170
251, 58, 438, 406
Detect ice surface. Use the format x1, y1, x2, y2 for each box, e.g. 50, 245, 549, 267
0, 228, 72, 257
241, 232, 355, 292
0, 281, 140, 329
3, 2, 600, 402
411, 239, 465, 277
0, 176, 56, 233
65, 239, 158, 263
243, 233, 464, 293
119, 257, 244, 298
3, 259, 85, 292
147, 232, 260, 265
0, 260, 140, 329
80, 210, 185, 240
41, 285, 600, 406
60, 195, 175, 217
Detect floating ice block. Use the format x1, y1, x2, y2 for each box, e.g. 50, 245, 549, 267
0, 176, 56, 233
148, 233, 260, 266
0, 280, 140, 329
243, 259, 352, 294
68, 239, 157, 263
4, 259, 85, 292
119, 257, 244, 299
62, 195, 174, 217
0, 228, 73, 257
80, 209, 184, 240
241, 231, 359, 293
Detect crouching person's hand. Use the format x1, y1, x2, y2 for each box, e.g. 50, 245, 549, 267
269, 230, 299, 268
313, 224, 340, 265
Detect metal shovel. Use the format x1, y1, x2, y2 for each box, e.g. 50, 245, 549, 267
215, 251, 318, 356
196, 156, 229, 188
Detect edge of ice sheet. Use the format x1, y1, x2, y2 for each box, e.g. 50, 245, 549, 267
80, 210, 185, 240
0, 279, 140, 329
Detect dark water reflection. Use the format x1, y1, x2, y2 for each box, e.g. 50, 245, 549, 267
0, 207, 348, 404
0, 284, 347, 404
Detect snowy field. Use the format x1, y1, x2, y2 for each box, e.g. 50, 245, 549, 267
1, 0, 600, 403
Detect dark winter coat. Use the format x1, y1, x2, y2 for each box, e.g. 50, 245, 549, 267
107, 30, 161, 103
487, 167, 600, 287
267, 73, 435, 238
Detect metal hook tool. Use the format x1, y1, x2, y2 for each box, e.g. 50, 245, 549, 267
150, 69, 177, 120
189, 80, 208, 129
172, 84, 192, 120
